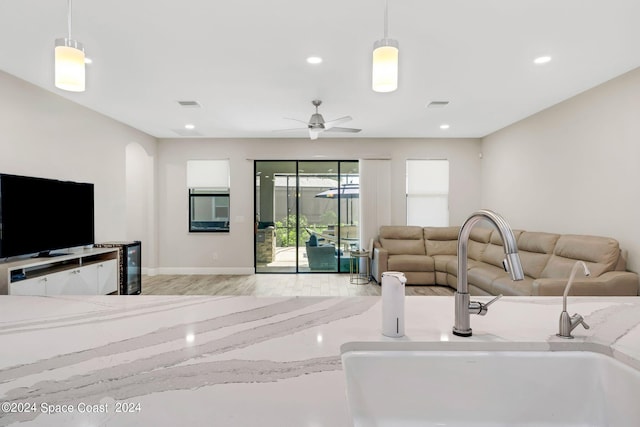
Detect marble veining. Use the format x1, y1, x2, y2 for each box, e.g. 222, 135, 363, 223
0, 296, 222, 335
0, 295, 639, 426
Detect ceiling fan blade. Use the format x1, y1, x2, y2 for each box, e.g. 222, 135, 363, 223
324, 116, 352, 130
324, 126, 361, 133
273, 127, 308, 132
284, 117, 311, 126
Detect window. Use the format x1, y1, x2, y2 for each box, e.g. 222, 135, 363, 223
406, 159, 449, 226
187, 160, 230, 232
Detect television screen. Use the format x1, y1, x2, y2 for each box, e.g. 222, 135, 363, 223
0, 174, 95, 258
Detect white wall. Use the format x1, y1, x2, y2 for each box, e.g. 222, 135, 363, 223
126, 142, 158, 272
0, 71, 158, 268
156, 138, 482, 273
481, 67, 640, 272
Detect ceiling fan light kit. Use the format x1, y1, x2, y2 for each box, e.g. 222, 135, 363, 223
372, 0, 399, 93
55, 0, 85, 92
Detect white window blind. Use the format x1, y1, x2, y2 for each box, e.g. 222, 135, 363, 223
187, 160, 230, 191
406, 159, 449, 226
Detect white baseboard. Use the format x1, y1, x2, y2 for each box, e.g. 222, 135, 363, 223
142, 267, 157, 276
155, 267, 255, 275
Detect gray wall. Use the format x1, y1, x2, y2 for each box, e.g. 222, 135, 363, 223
155, 138, 482, 273
0, 71, 158, 270
481, 67, 640, 272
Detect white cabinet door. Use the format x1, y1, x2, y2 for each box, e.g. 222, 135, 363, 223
9, 276, 47, 295
97, 259, 118, 294
45, 266, 98, 295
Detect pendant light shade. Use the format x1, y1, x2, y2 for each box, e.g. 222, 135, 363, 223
372, 38, 399, 93
372, 0, 399, 93
55, 38, 85, 92
55, 0, 85, 92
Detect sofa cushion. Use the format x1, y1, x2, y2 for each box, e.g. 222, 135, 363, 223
380, 225, 424, 240
481, 244, 504, 268
518, 231, 560, 254
514, 232, 560, 279
492, 276, 535, 296
481, 230, 524, 269
388, 254, 434, 272
489, 229, 524, 245
433, 254, 456, 273
540, 235, 620, 278
468, 227, 492, 261
517, 252, 552, 280
424, 226, 460, 256
445, 258, 482, 275
379, 226, 426, 255
467, 264, 506, 293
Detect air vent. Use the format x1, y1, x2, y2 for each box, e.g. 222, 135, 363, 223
177, 100, 201, 108
427, 101, 450, 108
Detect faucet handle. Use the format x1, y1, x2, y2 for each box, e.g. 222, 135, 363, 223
484, 294, 503, 308
572, 313, 590, 330
470, 294, 503, 316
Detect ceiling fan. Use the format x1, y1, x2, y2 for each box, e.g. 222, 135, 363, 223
279, 100, 361, 140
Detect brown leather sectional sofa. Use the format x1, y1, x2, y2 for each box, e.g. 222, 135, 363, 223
371, 225, 639, 296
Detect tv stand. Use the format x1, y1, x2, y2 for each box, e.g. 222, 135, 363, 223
33, 251, 70, 258
0, 248, 119, 295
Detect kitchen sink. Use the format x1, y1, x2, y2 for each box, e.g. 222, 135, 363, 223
341, 344, 640, 427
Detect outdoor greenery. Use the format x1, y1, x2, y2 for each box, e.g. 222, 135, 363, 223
275, 214, 310, 247
274, 213, 360, 247
320, 210, 337, 226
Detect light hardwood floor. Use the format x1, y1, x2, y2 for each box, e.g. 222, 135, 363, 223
142, 274, 455, 297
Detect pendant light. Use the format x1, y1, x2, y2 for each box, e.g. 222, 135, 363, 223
55, 0, 85, 92
372, 0, 399, 93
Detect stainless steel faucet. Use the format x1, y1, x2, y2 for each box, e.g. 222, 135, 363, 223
557, 260, 591, 339
453, 210, 524, 337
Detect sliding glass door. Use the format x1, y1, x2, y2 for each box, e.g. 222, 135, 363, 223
254, 160, 359, 273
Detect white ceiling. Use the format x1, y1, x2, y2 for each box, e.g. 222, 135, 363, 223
1, 0, 640, 139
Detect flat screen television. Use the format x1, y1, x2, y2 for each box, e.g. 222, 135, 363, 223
0, 173, 95, 258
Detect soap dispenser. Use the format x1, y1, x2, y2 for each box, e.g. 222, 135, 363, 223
381, 271, 407, 337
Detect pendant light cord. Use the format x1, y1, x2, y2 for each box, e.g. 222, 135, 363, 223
67, 0, 73, 39
383, 0, 388, 38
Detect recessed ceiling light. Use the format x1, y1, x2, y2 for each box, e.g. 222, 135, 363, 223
184, 124, 195, 130
306, 56, 323, 64
440, 124, 450, 130
534, 56, 552, 65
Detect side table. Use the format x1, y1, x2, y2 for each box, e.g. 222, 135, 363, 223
349, 250, 370, 284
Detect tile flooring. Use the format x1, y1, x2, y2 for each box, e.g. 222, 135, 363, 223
142, 274, 455, 297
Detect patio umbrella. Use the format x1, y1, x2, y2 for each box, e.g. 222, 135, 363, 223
315, 183, 359, 224
314, 183, 359, 199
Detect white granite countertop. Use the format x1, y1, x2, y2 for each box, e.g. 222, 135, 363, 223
0, 295, 639, 426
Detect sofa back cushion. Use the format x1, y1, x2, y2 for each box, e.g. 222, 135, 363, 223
481, 230, 524, 269
424, 226, 460, 256
516, 232, 560, 279
540, 234, 620, 278
468, 227, 492, 261
379, 226, 426, 255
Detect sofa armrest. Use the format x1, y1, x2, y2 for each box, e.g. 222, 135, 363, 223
532, 271, 640, 296
371, 246, 389, 284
